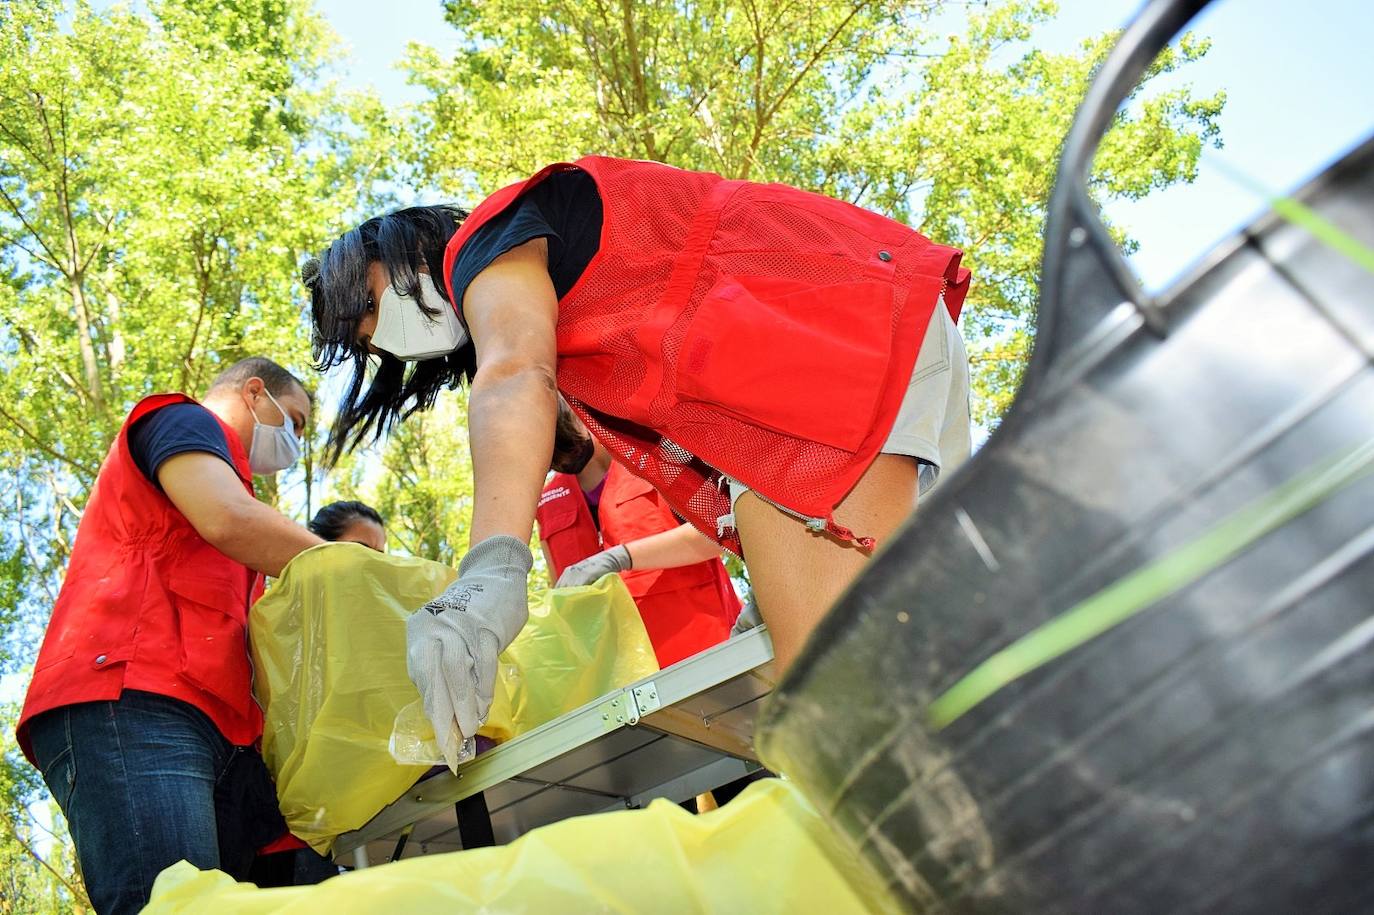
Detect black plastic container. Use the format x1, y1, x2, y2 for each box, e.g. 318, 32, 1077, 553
756, 1, 1374, 911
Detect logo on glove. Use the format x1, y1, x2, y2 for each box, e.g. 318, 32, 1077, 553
430, 581, 485, 614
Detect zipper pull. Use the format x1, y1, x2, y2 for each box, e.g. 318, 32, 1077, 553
824, 518, 877, 554
716, 512, 736, 539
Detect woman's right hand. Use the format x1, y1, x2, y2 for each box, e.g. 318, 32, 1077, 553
406, 535, 533, 765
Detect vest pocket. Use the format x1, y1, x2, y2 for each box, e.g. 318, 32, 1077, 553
536, 492, 583, 536
167, 573, 253, 711
675, 275, 894, 452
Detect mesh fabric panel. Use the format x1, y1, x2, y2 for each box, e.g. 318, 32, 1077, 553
553, 158, 965, 550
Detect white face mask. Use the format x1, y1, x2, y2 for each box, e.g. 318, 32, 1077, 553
370, 272, 470, 362
247, 388, 302, 475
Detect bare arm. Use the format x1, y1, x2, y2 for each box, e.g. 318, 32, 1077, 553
463, 238, 561, 546
158, 451, 323, 577
623, 522, 724, 572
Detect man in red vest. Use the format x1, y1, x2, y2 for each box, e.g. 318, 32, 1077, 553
16, 357, 325, 914
537, 401, 740, 668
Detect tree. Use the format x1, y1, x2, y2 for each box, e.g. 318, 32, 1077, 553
0, 0, 374, 894
399, 0, 1223, 426
1, 702, 89, 915
0, 0, 370, 663
0, 518, 85, 912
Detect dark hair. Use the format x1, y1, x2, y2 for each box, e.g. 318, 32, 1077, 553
206, 357, 309, 401
309, 500, 385, 541
303, 204, 474, 465
551, 397, 596, 474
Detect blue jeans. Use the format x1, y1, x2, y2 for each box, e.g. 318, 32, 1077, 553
27, 690, 275, 915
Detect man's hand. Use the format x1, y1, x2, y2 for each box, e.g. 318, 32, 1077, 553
158, 451, 321, 577
555, 544, 632, 589
406, 535, 533, 765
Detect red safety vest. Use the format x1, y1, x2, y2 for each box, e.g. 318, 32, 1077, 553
17, 394, 265, 764
445, 156, 969, 554
537, 464, 741, 668
536, 474, 603, 576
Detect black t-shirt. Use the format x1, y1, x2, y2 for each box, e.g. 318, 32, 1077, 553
448, 168, 603, 314
128, 403, 236, 489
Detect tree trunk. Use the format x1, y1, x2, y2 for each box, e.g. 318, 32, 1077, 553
67, 269, 104, 414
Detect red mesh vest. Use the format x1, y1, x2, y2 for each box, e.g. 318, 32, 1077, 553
537, 465, 741, 667
445, 156, 970, 553
17, 394, 265, 764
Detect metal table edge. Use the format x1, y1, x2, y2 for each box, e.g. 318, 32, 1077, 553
334, 626, 775, 853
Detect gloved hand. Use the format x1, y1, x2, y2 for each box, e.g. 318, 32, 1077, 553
731, 593, 763, 636
555, 544, 632, 588
406, 535, 533, 769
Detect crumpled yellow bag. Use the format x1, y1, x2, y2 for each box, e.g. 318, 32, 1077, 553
145, 779, 899, 914
250, 543, 658, 853
481, 570, 659, 743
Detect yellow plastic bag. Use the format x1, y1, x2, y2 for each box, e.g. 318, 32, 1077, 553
250, 544, 451, 853
145, 779, 899, 914
250, 543, 658, 853
480, 572, 660, 743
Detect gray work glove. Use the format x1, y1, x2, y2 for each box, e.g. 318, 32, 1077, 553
406, 535, 533, 768
555, 544, 632, 589
731, 593, 763, 636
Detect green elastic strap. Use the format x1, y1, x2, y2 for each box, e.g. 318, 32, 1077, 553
1210, 155, 1374, 277
927, 437, 1374, 730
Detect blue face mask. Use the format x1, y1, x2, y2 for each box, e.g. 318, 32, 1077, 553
247, 388, 301, 475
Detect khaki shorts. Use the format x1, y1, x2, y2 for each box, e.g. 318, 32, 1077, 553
725, 303, 971, 515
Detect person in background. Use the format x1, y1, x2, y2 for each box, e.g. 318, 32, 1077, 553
15, 358, 325, 914
309, 500, 387, 552
538, 401, 740, 668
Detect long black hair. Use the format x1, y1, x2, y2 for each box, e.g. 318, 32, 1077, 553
303, 205, 474, 465
309, 500, 385, 541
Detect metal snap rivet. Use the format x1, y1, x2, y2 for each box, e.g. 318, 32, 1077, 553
877, 250, 893, 262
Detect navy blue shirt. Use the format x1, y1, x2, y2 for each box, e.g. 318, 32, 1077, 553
128, 403, 235, 489
448, 168, 602, 313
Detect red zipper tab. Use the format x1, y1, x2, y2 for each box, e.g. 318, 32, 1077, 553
822, 517, 877, 554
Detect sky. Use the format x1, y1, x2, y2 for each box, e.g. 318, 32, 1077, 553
316, 0, 1374, 291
